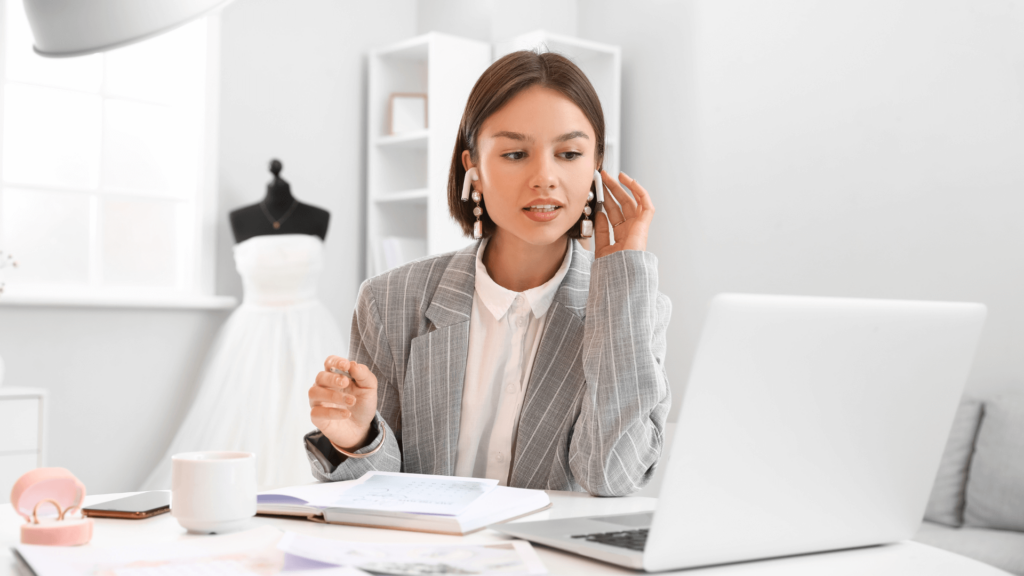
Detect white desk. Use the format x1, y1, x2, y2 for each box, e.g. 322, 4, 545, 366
0, 491, 1010, 575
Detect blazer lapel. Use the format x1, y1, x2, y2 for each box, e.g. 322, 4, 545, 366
510, 241, 592, 487
402, 241, 478, 476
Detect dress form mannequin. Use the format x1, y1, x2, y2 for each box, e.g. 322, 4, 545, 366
229, 159, 330, 243
143, 163, 346, 491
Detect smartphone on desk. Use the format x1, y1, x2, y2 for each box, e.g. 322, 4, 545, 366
81, 491, 171, 519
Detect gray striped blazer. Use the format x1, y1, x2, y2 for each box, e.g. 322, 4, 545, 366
304, 240, 672, 496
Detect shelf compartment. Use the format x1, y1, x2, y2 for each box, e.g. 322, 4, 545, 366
370, 145, 427, 194
373, 188, 429, 204
375, 35, 430, 61
372, 201, 427, 247
375, 130, 429, 150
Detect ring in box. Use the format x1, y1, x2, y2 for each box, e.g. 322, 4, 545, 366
10, 467, 93, 546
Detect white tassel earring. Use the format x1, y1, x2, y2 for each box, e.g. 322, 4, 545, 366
580, 190, 595, 238
461, 167, 483, 239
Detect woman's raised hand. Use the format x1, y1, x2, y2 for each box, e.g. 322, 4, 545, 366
309, 355, 378, 452
593, 170, 655, 259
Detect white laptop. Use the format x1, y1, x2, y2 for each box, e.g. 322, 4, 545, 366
493, 293, 987, 572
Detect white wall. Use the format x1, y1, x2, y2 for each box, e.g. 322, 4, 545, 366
416, 0, 577, 43
579, 0, 1024, 418
0, 306, 228, 493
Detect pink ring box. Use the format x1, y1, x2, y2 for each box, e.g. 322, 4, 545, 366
10, 468, 93, 546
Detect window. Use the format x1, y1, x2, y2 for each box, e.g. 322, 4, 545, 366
0, 0, 217, 302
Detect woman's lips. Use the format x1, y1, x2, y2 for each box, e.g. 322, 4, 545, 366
523, 205, 562, 222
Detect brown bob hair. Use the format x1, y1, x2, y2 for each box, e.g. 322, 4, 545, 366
447, 50, 605, 239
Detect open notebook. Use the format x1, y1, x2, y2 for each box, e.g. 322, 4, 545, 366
258, 471, 552, 536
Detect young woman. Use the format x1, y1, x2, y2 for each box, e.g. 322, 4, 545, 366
304, 50, 671, 496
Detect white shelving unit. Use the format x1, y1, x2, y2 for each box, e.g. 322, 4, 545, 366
365, 33, 492, 277
0, 387, 48, 504
494, 30, 622, 177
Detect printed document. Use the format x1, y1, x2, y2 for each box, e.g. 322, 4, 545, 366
328, 472, 497, 515
14, 526, 547, 575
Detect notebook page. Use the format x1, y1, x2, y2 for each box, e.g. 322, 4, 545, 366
258, 478, 362, 506
327, 473, 498, 516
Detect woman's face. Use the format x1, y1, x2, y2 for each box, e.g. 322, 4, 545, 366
463, 85, 597, 248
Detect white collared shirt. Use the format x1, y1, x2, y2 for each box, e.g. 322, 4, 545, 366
454, 238, 573, 484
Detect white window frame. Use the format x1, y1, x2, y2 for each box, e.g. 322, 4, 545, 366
0, 2, 233, 310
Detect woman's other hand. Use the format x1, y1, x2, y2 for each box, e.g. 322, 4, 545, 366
594, 170, 655, 258
309, 355, 378, 452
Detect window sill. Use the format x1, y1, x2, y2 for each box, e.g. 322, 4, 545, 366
0, 293, 238, 310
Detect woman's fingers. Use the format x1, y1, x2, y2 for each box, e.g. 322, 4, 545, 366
604, 170, 638, 220
324, 355, 350, 372
319, 356, 376, 391
315, 369, 350, 391
311, 356, 378, 448
309, 384, 356, 408
624, 175, 655, 238
311, 405, 351, 421
599, 172, 626, 226
347, 361, 378, 391
590, 170, 655, 258
622, 173, 654, 217
309, 386, 355, 407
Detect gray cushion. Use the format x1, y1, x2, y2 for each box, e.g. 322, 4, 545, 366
923, 398, 984, 527
965, 396, 1024, 531
914, 521, 1024, 576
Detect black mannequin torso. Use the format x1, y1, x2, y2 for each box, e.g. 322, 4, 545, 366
229, 159, 330, 243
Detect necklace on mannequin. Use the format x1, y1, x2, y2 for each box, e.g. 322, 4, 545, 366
259, 199, 299, 230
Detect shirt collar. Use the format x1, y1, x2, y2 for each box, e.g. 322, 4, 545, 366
474, 237, 573, 321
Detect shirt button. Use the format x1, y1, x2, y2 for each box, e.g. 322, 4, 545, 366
517, 317, 526, 327
506, 384, 515, 393
496, 453, 505, 463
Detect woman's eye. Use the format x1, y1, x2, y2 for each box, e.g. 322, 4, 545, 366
560, 151, 582, 160
503, 151, 526, 160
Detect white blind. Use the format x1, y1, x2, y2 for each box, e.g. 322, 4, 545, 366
0, 0, 211, 296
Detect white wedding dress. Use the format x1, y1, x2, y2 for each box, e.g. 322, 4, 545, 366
141, 234, 347, 491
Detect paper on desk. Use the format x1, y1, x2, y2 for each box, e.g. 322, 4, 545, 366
259, 472, 498, 517
14, 526, 287, 576
327, 472, 498, 516
112, 561, 365, 576
258, 479, 363, 510
278, 531, 548, 575
14, 526, 372, 576
112, 565, 362, 576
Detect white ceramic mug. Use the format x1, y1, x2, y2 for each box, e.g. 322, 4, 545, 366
171, 451, 256, 534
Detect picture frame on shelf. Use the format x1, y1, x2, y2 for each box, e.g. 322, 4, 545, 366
389, 93, 428, 135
